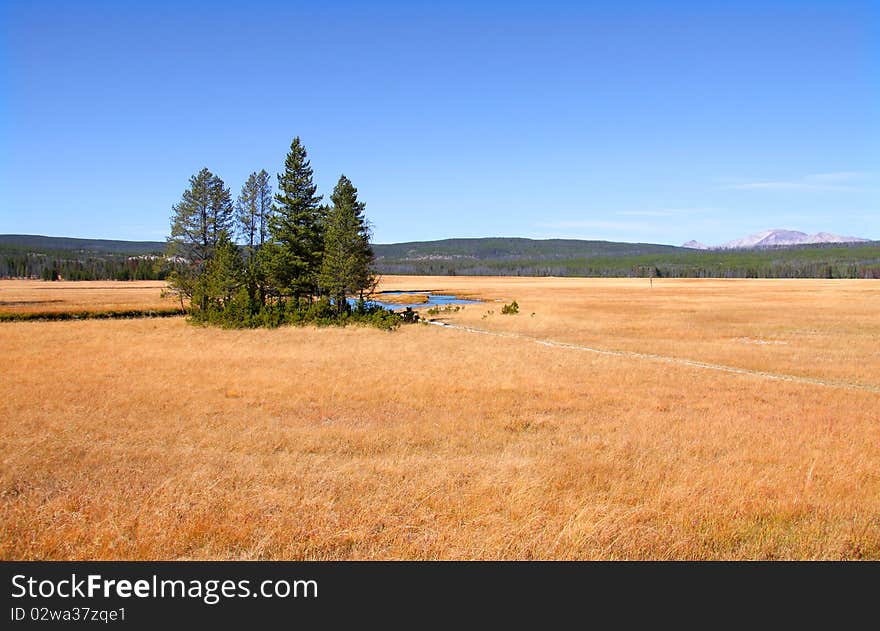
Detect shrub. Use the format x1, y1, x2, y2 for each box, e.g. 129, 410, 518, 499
400, 307, 420, 323
185, 293, 406, 331
426, 304, 460, 316
501, 300, 519, 315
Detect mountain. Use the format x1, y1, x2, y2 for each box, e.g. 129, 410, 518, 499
811, 232, 871, 244
715, 229, 869, 250
682, 240, 709, 250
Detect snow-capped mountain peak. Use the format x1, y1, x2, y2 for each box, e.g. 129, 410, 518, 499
683, 229, 870, 250
721, 229, 811, 248
681, 240, 709, 249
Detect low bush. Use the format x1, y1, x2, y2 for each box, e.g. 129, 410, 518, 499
189, 296, 405, 331
400, 307, 420, 324
426, 304, 461, 316
501, 300, 519, 315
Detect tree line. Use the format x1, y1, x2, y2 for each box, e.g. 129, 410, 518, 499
167, 137, 400, 329
0, 251, 168, 281
376, 249, 880, 279
6, 243, 876, 282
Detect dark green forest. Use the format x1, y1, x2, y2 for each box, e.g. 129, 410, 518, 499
373, 238, 880, 279
0, 237, 168, 281
4, 235, 880, 282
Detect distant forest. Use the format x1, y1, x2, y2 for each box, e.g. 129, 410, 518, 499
0, 235, 880, 280
0, 236, 168, 280
374, 238, 880, 279
2, 234, 880, 281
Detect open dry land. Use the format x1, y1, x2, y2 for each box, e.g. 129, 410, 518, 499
1, 277, 878, 559
0, 280, 176, 315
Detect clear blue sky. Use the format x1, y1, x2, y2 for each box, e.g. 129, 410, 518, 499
1, 0, 877, 245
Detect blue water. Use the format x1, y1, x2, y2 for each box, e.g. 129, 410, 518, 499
347, 291, 480, 311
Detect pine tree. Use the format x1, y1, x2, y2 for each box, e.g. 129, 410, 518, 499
209, 174, 234, 247
236, 169, 273, 251
320, 175, 376, 313
167, 168, 233, 307
237, 173, 259, 252
268, 137, 324, 301
236, 169, 273, 308
196, 231, 244, 308
168, 168, 213, 265
255, 169, 273, 247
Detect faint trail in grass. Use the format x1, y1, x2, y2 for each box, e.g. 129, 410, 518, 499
427, 320, 880, 394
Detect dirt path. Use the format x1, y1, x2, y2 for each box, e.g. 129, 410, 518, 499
429, 320, 880, 394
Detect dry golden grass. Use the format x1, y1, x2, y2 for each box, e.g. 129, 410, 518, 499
0, 280, 176, 314
1, 276, 878, 559
385, 276, 880, 385
375, 292, 431, 305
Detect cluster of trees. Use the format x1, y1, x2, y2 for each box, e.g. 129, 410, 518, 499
167, 137, 399, 329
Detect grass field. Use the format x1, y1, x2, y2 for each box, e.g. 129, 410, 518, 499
1, 277, 878, 559
0, 280, 176, 314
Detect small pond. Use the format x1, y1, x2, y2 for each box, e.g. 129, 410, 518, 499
347, 291, 481, 311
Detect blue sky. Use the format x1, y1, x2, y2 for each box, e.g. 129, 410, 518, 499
1, 0, 877, 245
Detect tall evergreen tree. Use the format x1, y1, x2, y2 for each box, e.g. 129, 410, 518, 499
236, 169, 273, 309
320, 175, 376, 313
268, 137, 324, 301
167, 168, 214, 265
236, 173, 259, 252
167, 168, 233, 306
193, 230, 245, 318
167, 168, 214, 304
236, 169, 273, 251
255, 169, 273, 247
208, 174, 234, 247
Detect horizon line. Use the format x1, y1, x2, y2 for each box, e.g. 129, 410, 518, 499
2, 231, 878, 248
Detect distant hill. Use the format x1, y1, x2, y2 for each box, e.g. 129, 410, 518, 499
0, 234, 168, 280
2, 233, 879, 279
371, 237, 880, 278
0, 234, 166, 255
373, 237, 684, 261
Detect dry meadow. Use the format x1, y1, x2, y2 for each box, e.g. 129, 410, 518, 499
1, 277, 878, 559
0, 280, 177, 314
